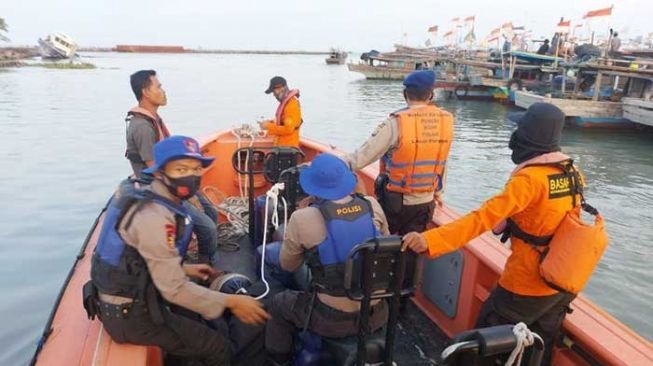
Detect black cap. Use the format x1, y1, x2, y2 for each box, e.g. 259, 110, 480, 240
508, 102, 565, 152
265, 76, 287, 94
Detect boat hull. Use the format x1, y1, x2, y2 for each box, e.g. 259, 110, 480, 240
347, 63, 411, 80
623, 98, 653, 128
514, 90, 634, 128
32, 131, 653, 366
37, 39, 72, 59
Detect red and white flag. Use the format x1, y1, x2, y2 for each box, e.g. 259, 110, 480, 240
557, 19, 571, 34
428, 25, 438, 33
584, 6, 613, 19
464, 16, 475, 23
487, 28, 501, 42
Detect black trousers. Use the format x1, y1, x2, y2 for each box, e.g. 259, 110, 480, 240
100, 301, 265, 366
382, 191, 435, 235
475, 286, 576, 366
265, 290, 388, 360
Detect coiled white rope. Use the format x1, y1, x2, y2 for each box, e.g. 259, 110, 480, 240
505, 322, 540, 366
231, 125, 257, 198
255, 182, 288, 300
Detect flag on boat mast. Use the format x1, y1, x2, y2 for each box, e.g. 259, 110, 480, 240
583, 5, 613, 19
557, 19, 571, 34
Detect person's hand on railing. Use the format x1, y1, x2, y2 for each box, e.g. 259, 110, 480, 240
401, 232, 428, 253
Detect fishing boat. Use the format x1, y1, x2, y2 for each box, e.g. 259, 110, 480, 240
325, 49, 347, 65
622, 98, 653, 127
348, 49, 447, 80
37, 33, 78, 59
30, 128, 653, 365
514, 59, 653, 128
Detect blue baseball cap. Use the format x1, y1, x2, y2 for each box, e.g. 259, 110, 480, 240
403, 70, 436, 90
299, 153, 356, 200
143, 135, 214, 174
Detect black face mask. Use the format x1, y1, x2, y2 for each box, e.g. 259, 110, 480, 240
163, 174, 201, 200
509, 131, 543, 165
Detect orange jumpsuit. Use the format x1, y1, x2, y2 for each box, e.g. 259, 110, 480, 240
262, 96, 302, 148
423, 163, 582, 296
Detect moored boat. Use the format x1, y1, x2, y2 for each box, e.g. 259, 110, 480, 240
31, 129, 653, 365
325, 49, 347, 65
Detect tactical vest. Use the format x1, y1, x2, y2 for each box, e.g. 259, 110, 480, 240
306, 195, 378, 296
91, 179, 193, 307
381, 105, 454, 193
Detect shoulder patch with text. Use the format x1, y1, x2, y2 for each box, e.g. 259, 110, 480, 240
547, 173, 573, 199
165, 224, 177, 249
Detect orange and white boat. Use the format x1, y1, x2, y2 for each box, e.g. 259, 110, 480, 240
31, 129, 653, 366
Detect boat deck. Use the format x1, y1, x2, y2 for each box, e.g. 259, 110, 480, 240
210, 226, 450, 365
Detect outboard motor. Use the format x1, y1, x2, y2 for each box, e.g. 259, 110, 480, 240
264, 147, 305, 183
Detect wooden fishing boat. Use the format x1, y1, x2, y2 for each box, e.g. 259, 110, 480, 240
325, 50, 347, 65
622, 98, 653, 128
514, 60, 653, 128
31, 130, 653, 365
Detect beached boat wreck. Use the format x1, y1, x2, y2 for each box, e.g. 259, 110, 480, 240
37, 33, 77, 59
30, 128, 653, 365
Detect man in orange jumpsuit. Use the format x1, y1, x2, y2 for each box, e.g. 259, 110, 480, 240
259, 76, 303, 148
402, 103, 580, 366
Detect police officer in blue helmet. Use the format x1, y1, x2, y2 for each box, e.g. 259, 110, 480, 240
264, 153, 390, 365
86, 136, 269, 366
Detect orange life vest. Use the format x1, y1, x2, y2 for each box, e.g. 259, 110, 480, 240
381, 105, 454, 194
503, 158, 608, 294
275, 89, 301, 126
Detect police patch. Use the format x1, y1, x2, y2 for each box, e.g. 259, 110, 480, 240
548, 173, 573, 199
165, 224, 176, 249
371, 121, 387, 137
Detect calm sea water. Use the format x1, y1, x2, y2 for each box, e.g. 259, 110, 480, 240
0, 52, 651, 364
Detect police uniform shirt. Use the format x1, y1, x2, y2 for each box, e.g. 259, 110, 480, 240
106, 179, 226, 320
344, 104, 445, 206
279, 195, 389, 312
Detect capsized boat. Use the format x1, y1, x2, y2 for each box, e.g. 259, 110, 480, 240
37, 33, 78, 59
31, 128, 653, 365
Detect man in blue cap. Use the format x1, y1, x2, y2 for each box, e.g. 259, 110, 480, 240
344, 70, 455, 236
264, 153, 389, 365
87, 136, 269, 366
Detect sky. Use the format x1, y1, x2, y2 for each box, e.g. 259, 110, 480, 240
1, 0, 651, 51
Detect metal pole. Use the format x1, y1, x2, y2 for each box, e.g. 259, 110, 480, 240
247, 148, 256, 245
593, 72, 603, 101
384, 251, 408, 366
356, 250, 374, 366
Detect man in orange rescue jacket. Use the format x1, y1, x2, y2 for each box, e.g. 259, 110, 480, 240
402, 103, 580, 366
259, 76, 303, 148
345, 70, 454, 235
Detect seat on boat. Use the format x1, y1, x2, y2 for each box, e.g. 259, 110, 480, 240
295, 236, 420, 366
441, 324, 544, 366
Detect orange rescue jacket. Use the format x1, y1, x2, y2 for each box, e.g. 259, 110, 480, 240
423, 153, 584, 296
381, 105, 454, 194
264, 89, 302, 148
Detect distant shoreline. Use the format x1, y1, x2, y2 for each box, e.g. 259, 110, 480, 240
79, 46, 333, 55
